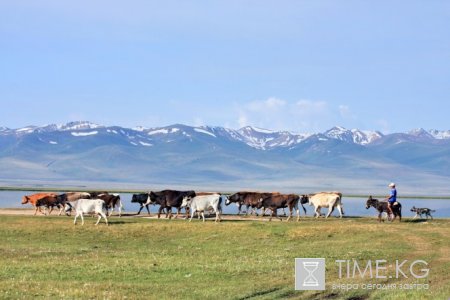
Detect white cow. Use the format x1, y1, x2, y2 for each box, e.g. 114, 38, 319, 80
181, 194, 223, 222
67, 199, 109, 225
307, 192, 344, 218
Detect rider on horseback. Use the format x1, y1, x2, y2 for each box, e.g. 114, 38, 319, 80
385, 183, 397, 216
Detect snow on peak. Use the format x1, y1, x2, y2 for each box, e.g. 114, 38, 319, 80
133, 126, 149, 132
16, 126, 37, 133
408, 128, 432, 137
148, 129, 169, 135
71, 131, 98, 137
194, 128, 216, 137
60, 121, 102, 131
429, 129, 450, 139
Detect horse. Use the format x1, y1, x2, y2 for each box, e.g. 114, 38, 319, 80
366, 196, 401, 222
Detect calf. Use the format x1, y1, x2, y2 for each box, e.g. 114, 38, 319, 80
68, 199, 108, 225
181, 194, 222, 222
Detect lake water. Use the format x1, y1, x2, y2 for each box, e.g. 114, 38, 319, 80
4, 190, 450, 218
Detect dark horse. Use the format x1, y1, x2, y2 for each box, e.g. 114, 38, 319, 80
366, 196, 402, 222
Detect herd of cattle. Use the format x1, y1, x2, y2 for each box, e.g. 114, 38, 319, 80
21, 190, 345, 225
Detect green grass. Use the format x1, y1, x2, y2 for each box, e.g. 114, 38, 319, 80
0, 216, 448, 299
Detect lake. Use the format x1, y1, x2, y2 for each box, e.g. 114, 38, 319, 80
3, 190, 450, 218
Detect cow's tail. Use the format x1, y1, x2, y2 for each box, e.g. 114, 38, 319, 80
338, 193, 344, 215
102, 200, 107, 213
218, 195, 224, 213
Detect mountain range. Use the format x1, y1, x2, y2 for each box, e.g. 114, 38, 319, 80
1, 121, 449, 195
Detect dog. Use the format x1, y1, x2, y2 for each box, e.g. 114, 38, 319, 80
411, 206, 435, 220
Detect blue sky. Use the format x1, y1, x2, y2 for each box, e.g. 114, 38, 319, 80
1, 1, 449, 133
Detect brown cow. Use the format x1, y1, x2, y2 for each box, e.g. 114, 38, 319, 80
60, 192, 91, 202
35, 194, 67, 216
225, 192, 280, 215
258, 194, 302, 221
21, 192, 58, 215
96, 193, 123, 217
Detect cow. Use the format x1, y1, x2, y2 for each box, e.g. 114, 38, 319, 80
258, 194, 302, 221
302, 192, 344, 218
21, 192, 58, 215
59, 192, 91, 202
131, 192, 152, 215
67, 199, 108, 225
35, 194, 67, 216
96, 193, 123, 217
181, 194, 223, 222
225, 192, 280, 215
146, 190, 196, 219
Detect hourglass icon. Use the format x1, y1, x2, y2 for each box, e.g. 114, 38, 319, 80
302, 261, 319, 287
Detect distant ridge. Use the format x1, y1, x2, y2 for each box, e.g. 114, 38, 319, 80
0, 121, 449, 195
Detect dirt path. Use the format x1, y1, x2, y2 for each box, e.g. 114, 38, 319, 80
0, 208, 281, 221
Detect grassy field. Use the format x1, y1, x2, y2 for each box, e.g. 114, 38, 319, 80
0, 215, 448, 300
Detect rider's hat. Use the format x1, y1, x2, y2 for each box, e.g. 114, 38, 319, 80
388, 182, 396, 187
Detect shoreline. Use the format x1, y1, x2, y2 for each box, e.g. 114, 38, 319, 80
0, 186, 449, 199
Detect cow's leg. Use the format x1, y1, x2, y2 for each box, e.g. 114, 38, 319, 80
58, 205, 64, 216
80, 213, 85, 226
378, 212, 382, 222
34, 206, 39, 216
189, 209, 195, 222
325, 205, 335, 218
157, 207, 163, 219
96, 211, 108, 225
201, 211, 205, 222
287, 206, 293, 221
337, 205, 343, 218
118, 203, 122, 218
314, 207, 320, 218
74, 213, 78, 225
215, 207, 221, 222
175, 207, 181, 219
48, 206, 54, 215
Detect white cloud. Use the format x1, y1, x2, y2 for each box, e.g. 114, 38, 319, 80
376, 119, 391, 134
247, 97, 286, 112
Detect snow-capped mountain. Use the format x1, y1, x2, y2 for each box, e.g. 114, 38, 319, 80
1, 121, 449, 193
2, 122, 449, 149
324, 126, 383, 145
